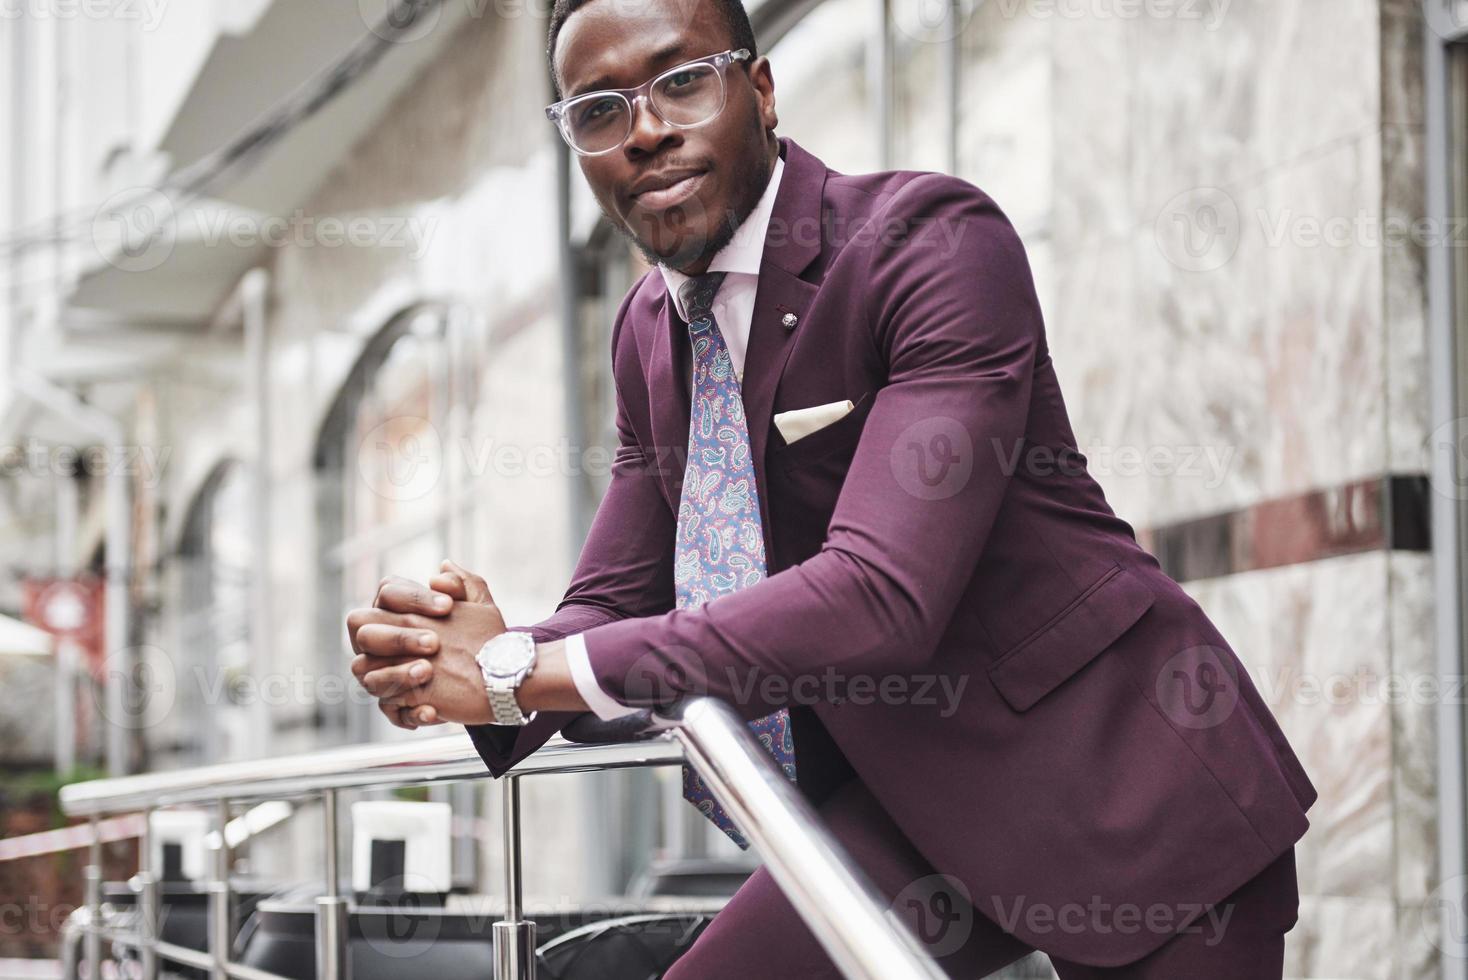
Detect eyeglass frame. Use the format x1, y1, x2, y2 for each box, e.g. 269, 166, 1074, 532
545, 48, 753, 156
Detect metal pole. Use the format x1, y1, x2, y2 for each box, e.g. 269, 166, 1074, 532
242, 268, 273, 760
55, 640, 77, 776
493, 776, 535, 980
1426, 27, 1468, 980
135, 808, 159, 980
944, 0, 960, 176
54, 471, 78, 776
871, 0, 893, 168
315, 789, 350, 980
103, 426, 130, 777
208, 798, 232, 980
670, 698, 947, 980
83, 816, 102, 980
554, 121, 590, 556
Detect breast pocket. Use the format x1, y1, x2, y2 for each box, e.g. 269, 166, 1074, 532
986, 563, 1158, 712
770, 389, 876, 474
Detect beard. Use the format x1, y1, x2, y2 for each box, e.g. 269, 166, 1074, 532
606, 132, 775, 273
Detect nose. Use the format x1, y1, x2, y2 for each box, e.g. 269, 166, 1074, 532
622, 92, 678, 157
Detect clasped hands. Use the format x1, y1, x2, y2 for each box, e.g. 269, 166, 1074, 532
346, 560, 508, 730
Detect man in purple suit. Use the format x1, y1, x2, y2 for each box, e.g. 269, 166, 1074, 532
346, 0, 1315, 974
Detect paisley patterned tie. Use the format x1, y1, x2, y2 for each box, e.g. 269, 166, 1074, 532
674, 271, 796, 849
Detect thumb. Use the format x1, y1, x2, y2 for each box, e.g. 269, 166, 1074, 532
441, 559, 494, 605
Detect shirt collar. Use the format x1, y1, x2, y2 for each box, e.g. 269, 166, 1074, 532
659, 152, 785, 321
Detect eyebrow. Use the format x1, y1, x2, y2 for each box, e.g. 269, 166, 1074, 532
566, 40, 691, 100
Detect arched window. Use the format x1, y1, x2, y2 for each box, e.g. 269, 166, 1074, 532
314, 305, 459, 744
176, 459, 253, 764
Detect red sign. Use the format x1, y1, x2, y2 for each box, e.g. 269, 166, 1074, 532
22, 575, 105, 672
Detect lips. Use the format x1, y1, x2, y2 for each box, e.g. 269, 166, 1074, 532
630, 169, 709, 211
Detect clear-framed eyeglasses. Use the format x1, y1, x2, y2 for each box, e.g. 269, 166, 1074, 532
545, 48, 752, 157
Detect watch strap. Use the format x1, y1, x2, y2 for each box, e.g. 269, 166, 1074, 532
488, 686, 531, 726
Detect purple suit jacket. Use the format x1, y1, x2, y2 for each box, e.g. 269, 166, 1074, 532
468, 135, 1315, 966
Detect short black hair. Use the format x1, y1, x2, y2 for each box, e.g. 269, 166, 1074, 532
546, 0, 758, 101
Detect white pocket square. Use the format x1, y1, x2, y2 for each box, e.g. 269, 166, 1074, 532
774, 399, 855, 445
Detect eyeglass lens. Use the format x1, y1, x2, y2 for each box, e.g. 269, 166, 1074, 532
565, 63, 725, 154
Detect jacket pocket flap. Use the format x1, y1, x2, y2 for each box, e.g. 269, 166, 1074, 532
987, 564, 1157, 712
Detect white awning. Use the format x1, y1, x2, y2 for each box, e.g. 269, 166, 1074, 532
0, 613, 54, 658
59, 0, 471, 337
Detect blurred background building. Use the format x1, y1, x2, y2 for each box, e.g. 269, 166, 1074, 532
1, 0, 1466, 977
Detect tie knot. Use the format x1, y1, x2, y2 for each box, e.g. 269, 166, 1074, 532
678, 271, 727, 323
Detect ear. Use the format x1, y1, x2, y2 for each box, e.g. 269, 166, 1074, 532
749, 56, 778, 132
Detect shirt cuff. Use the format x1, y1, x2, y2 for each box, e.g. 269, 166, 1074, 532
564, 632, 643, 721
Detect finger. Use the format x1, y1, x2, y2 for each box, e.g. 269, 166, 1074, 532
355, 623, 440, 659
379, 701, 415, 731
428, 572, 468, 601
441, 560, 494, 605
362, 659, 434, 699
376, 577, 454, 617
346, 608, 437, 656
410, 705, 441, 726
345, 606, 390, 657
351, 653, 420, 684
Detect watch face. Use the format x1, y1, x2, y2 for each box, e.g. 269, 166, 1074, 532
484, 638, 532, 676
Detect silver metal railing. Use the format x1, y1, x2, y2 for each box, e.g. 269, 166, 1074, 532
59, 696, 946, 980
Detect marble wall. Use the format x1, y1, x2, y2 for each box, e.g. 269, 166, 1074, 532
940, 0, 1440, 974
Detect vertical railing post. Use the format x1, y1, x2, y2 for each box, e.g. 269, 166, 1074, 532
83, 816, 102, 980
492, 775, 535, 980
134, 807, 159, 980
207, 798, 232, 980
315, 789, 350, 980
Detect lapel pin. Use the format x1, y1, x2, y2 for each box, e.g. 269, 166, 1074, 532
781, 312, 799, 330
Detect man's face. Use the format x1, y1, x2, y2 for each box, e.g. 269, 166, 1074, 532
554, 0, 779, 273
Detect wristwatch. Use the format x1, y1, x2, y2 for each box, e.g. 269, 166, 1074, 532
475, 631, 538, 726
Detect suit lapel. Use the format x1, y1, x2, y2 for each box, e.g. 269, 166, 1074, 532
643, 136, 829, 522
646, 286, 690, 503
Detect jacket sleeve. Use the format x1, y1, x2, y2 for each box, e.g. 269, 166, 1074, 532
465, 279, 678, 776
577, 176, 1043, 721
